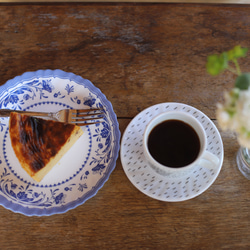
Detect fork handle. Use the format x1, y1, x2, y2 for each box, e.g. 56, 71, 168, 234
0, 109, 52, 118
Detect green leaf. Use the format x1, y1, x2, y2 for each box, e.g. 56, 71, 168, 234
227, 45, 248, 60
235, 73, 250, 90
206, 53, 228, 76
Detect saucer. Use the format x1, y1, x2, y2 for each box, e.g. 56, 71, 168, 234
120, 102, 224, 202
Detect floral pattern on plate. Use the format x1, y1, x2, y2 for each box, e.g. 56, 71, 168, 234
0, 69, 120, 216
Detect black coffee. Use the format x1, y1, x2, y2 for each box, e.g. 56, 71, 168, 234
147, 119, 200, 168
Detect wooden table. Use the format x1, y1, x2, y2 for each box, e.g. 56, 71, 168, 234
0, 2, 250, 249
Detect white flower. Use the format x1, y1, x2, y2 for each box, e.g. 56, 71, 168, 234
217, 87, 250, 148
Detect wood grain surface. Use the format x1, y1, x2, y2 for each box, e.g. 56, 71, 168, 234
0, 3, 250, 250
1, 0, 250, 4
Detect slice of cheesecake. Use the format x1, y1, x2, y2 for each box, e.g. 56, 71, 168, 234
9, 112, 83, 182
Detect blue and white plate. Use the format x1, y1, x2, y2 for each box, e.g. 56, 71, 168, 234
0, 69, 120, 216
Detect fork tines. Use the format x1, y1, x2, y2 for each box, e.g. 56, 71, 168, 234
71, 108, 105, 124
72, 108, 102, 114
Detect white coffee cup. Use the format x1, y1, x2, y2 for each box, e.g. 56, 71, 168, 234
143, 111, 219, 177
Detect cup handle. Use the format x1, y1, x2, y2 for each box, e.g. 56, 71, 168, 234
198, 151, 220, 170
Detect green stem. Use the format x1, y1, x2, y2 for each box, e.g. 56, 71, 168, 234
227, 65, 238, 75
233, 59, 241, 75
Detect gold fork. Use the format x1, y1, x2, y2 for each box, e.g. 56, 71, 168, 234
0, 108, 104, 126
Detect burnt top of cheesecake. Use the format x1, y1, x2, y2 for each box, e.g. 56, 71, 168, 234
9, 112, 77, 173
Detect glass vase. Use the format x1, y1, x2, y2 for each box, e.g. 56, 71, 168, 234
236, 147, 250, 179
